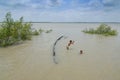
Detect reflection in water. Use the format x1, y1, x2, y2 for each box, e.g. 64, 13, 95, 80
53, 56, 58, 64
0, 23, 120, 80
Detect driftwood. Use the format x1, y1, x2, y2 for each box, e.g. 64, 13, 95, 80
53, 36, 63, 64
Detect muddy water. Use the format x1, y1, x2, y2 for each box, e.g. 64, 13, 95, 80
0, 23, 120, 80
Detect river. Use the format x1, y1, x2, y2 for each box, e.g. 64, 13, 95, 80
0, 23, 120, 80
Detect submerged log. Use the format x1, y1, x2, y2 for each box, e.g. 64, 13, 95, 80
53, 36, 63, 64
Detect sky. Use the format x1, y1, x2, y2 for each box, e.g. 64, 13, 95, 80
0, 0, 120, 22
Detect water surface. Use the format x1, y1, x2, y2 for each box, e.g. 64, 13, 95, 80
0, 23, 120, 80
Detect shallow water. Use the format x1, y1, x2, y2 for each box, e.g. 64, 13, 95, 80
0, 23, 120, 80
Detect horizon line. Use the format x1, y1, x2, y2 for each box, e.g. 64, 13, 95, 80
0, 21, 120, 23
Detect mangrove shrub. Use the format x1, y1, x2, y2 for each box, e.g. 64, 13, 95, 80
82, 24, 118, 36
0, 12, 37, 47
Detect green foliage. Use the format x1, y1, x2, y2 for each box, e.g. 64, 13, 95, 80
0, 12, 35, 47
82, 24, 118, 36
32, 30, 39, 35
45, 29, 53, 33
39, 29, 44, 33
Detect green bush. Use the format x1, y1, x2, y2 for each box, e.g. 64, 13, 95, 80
82, 24, 118, 36
0, 12, 35, 47
32, 30, 39, 35
45, 29, 52, 33
39, 29, 44, 33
